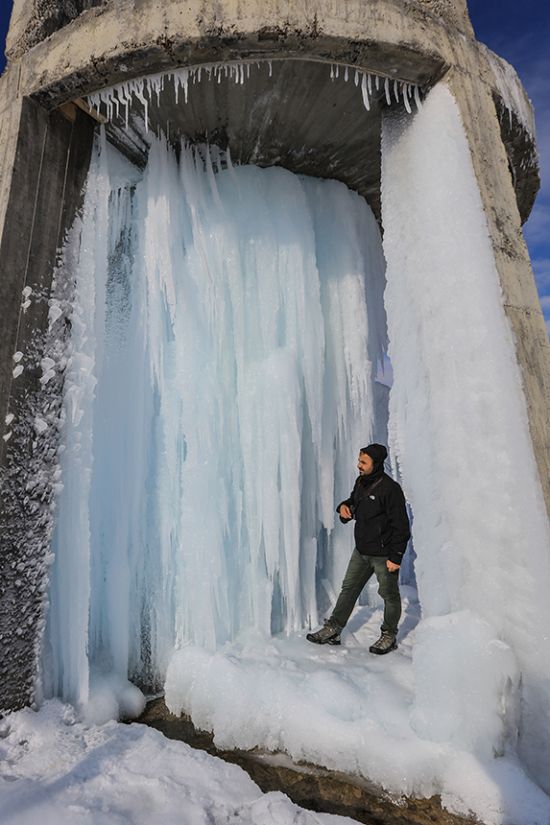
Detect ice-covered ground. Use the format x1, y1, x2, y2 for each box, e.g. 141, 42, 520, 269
0, 700, 356, 825
166, 591, 550, 825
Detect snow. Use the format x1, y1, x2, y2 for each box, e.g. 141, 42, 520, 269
381, 83, 550, 793
165, 596, 550, 825
0, 701, 355, 825
33, 418, 48, 435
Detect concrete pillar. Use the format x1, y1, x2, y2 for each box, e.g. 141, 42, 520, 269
0, 87, 95, 712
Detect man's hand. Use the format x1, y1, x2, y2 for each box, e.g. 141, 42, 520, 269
339, 504, 353, 520
386, 560, 400, 573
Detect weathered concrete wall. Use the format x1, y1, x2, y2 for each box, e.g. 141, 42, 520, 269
5, 0, 474, 61
6, 0, 105, 59
0, 71, 24, 243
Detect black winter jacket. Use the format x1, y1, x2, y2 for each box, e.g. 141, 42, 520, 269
336, 472, 410, 565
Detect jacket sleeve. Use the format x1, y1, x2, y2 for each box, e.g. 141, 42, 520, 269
336, 482, 357, 524
385, 484, 411, 564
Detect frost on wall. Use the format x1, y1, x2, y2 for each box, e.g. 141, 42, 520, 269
381, 82, 550, 793
0, 251, 74, 713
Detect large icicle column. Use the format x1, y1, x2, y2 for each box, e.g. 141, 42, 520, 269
381, 82, 550, 791
42, 136, 386, 719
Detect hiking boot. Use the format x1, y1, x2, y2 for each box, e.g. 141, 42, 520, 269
306, 620, 341, 645
369, 631, 397, 655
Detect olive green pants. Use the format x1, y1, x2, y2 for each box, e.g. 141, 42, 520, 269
330, 548, 401, 635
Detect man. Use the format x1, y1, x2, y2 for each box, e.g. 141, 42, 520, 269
307, 443, 410, 654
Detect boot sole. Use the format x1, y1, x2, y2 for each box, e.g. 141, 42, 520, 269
306, 634, 339, 645
369, 642, 397, 655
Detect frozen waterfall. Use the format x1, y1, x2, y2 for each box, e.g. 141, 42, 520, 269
42, 134, 387, 714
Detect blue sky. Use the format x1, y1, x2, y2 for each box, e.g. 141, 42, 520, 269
0, 2, 548, 333
469, 0, 550, 336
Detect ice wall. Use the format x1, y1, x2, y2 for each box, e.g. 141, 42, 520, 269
381, 83, 550, 790
43, 136, 386, 716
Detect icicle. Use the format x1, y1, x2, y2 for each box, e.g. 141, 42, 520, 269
361, 73, 370, 111
393, 79, 399, 103
354, 69, 359, 86
344, 65, 349, 82
182, 69, 189, 104
375, 74, 380, 90
403, 84, 412, 114
330, 64, 335, 80
367, 73, 373, 95
384, 77, 391, 105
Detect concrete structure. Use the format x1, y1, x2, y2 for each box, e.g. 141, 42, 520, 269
0, 0, 548, 714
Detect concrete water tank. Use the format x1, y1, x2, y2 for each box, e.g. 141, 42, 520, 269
0, 0, 548, 724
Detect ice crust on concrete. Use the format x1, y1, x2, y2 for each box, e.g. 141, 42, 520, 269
480, 44, 536, 137
0, 700, 355, 825
381, 83, 550, 793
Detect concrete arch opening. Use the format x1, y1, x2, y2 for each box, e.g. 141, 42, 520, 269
44, 56, 400, 698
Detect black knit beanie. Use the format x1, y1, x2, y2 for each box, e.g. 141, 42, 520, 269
361, 443, 388, 467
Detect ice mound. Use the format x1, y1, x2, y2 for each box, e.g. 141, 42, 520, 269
165, 602, 550, 825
